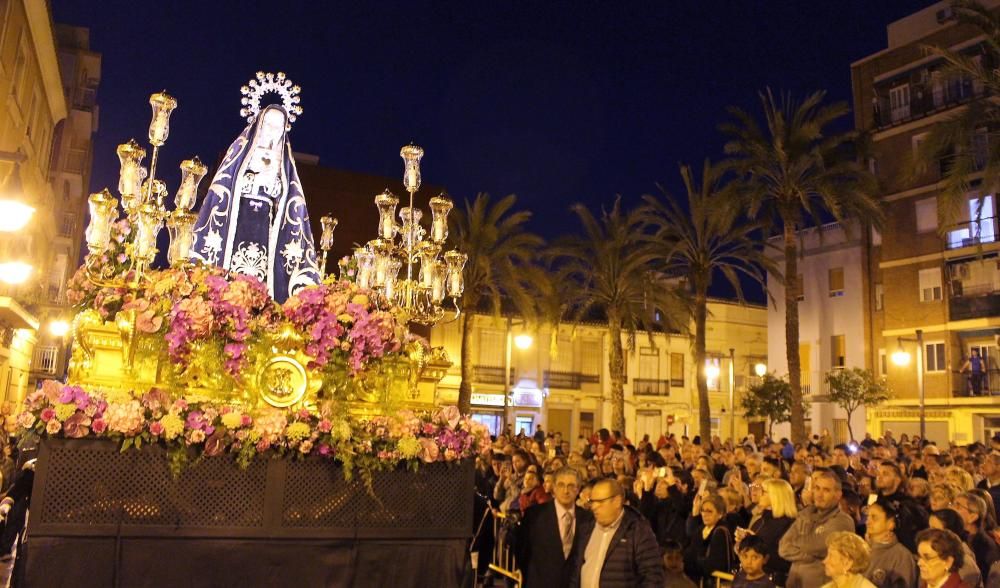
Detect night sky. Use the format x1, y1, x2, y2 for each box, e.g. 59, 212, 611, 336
53, 0, 928, 284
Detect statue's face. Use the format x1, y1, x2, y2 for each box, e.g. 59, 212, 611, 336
249, 109, 287, 174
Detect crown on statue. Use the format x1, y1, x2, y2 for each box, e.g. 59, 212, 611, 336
239, 71, 303, 129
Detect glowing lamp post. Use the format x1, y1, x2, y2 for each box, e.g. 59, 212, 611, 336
892, 329, 925, 444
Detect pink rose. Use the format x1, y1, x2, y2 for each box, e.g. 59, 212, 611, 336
318, 444, 331, 456
255, 439, 270, 452
148, 421, 164, 436
92, 418, 107, 434
40, 408, 56, 422
318, 419, 331, 433
241, 415, 252, 427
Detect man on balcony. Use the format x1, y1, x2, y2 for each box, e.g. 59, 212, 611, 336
960, 348, 985, 397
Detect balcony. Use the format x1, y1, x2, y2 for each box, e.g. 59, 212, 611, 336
954, 369, 1000, 397
472, 365, 515, 386
874, 75, 986, 131
633, 378, 670, 396
950, 288, 1000, 321
946, 217, 998, 250
543, 371, 598, 390
33, 346, 59, 375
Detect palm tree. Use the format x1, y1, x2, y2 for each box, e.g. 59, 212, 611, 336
721, 89, 882, 443
548, 197, 682, 435
642, 160, 776, 441
448, 193, 545, 415
912, 0, 1000, 226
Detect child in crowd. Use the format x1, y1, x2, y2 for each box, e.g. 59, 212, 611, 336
662, 539, 697, 588
732, 535, 775, 588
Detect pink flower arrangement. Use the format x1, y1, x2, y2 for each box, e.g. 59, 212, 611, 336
18, 381, 490, 479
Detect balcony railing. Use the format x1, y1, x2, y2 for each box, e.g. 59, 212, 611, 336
472, 365, 515, 386
633, 378, 670, 396
954, 368, 1000, 397
543, 371, 598, 390
33, 346, 59, 374
945, 217, 998, 250
950, 290, 1000, 321
874, 79, 986, 131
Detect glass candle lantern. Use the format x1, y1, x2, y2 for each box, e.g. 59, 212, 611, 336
444, 251, 467, 297
354, 248, 375, 289
85, 189, 119, 254
383, 259, 403, 302
398, 207, 424, 251
320, 216, 338, 250
117, 140, 147, 201
134, 203, 166, 262
141, 179, 168, 208
428, 194, 453, 243
148, 91, 178, 146
430, 260, 447, 304
400, 144, 424, 193
374, 190, 399, 241
418, 243, 441, 287
175, 157, 207, 211
166, 211, 197, 266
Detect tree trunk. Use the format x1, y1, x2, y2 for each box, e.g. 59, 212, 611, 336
694, 291, 711, 442
845, 409, 855, 443
784, 222, 806, 444
608, 313, 626, 436
457, 306, 475, 415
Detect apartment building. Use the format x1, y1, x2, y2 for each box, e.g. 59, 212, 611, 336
29, 24, 101, 386
430, 299, 767, 442
0, 0, 70, 404
851, 0, 1000, 445
766, 222, 871, 443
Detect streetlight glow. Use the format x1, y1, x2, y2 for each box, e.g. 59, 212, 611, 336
704, 362, 720, 379
891, 348, 911, 366
49, 320, 70, 338
0, 261, 31, 285
0, 200, 34, 232
514, 333, 533, 350
754, 362, 767, 377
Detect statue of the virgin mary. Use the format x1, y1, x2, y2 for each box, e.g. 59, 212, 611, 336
190, 99, 320, 302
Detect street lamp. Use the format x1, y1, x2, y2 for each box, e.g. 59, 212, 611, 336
891, 329, 925, 443
0, 261, 32, 285
49, 320, 70, 338
503, 317, 533, 432
754, 362, 767, 377
704, 361, 721, 380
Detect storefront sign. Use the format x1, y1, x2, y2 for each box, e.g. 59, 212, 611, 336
513, 389, 542, 408
471, 393, 505, 407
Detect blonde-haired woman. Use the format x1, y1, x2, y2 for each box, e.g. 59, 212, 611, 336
743, 478, 797, 586
823, 531, 877, 588
945, 467, 975, 493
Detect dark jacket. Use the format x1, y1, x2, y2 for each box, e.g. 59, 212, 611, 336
569, 506, 664, 588
877, 490, 928, 553
516, 501, 594, 588
638, 486, 690, 546
683, 517, 734, 586
968, 529, 1000, 583
749, 510, 794, 586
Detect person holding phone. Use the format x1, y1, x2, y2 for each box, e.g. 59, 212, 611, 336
683, 492, 734, 586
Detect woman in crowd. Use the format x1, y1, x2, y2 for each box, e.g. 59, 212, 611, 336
865, 499, 917, 588
916, 528, 971, 588
742, 478, 796, 587
684, 492, 734, 586
928, 509, 982, 587
821, 531, 877, 588
954, 492, 1000, 581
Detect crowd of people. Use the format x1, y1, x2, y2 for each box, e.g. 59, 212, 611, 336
474, 426, 1000, 588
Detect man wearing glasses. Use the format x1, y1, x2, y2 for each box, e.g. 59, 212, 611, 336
569, 478, 663, 587
516, 467, 594, 587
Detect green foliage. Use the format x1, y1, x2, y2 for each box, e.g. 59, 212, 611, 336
741, 374, 808, 437
825, 367, 890, 441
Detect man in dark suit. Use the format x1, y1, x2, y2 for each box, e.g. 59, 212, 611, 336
979, 451, 1000, 521
515, 467, 593, 588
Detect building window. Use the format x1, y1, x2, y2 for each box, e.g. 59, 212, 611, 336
580, 338, 601, 379
925, 342, 946, 372
890, 84, 911, 122
875, 283, 884, 311
478, 329, 504, 367
879, 349, 887, 377
799, 343, 811, 395
670, 353, 684, 387
916, 197, 938, 233
919, 268, 943, 302
831, 335, 846, 369
946, 194, 996, 249
829, 267, 845, 297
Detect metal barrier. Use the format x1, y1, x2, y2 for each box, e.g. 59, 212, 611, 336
487, 509, 523, 587
712, 571, 734, 587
